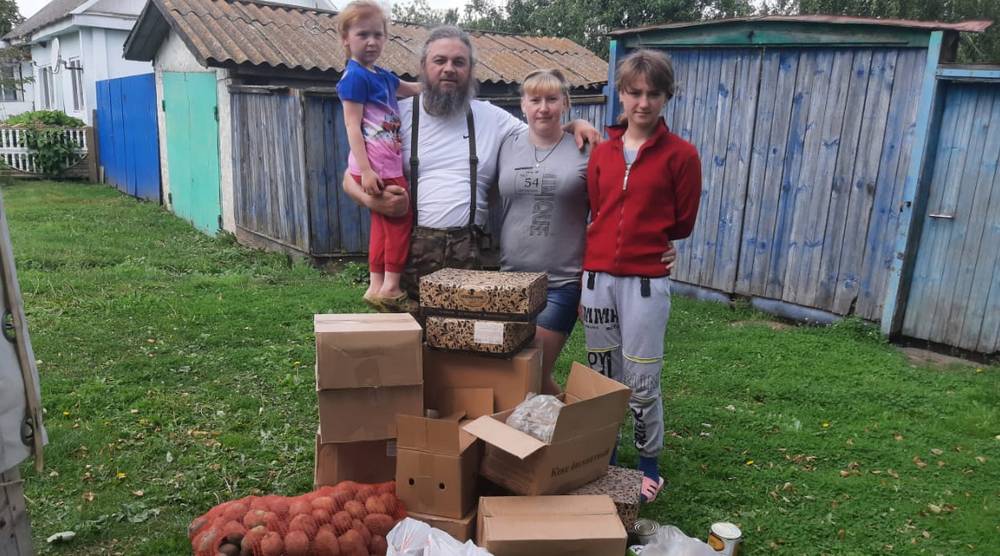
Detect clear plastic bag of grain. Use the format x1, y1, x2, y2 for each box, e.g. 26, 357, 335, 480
505, 393, 565, 443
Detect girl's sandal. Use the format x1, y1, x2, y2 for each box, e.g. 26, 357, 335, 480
640, 476, 665, 504
363, 292, 385, 312
380, 293, 419, 314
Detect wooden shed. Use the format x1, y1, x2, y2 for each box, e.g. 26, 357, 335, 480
124, 0, 608, 252
608, 16, 1000, 354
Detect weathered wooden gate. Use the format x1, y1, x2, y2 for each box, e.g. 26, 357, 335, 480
898, 73, 1000, 353
230, 87, 371, 256
96, 73, 161, 202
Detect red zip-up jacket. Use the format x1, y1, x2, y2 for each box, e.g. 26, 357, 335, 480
584, 118, 702, 277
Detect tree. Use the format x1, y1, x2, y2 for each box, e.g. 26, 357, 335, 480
394, 0, 756, 58
0, 0, 22, 36
392, 0, 459, 27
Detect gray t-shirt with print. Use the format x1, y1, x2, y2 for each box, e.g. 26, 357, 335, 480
497, 131, 589, 288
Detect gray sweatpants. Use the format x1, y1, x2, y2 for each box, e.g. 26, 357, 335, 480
581, 272, 671, 459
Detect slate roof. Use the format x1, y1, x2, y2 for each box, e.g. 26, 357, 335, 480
124, 0, 608, 88
4, 0, 89, 40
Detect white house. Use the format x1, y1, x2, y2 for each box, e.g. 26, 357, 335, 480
2, 0, 155, 123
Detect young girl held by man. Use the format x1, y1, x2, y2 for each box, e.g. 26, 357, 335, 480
336, 0, 421, 312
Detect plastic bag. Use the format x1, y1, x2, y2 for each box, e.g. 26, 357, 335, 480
505, 393, 565, 443
386, 518, 493, 556
639, 525, 715, 556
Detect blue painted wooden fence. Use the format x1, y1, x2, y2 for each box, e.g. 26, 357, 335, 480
95, 73, 161, 202
649, 46, 925, 322
898, 78, 1000, 353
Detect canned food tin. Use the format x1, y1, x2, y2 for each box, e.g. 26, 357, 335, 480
707, 522, 742, 555
632, 518, 659, 545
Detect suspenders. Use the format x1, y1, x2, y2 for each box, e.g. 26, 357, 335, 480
409, 94, 479, 230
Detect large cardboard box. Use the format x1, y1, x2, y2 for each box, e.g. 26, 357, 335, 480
420, 268, 547, 319
407, 509, 476, 542
315, 314, 424, 441
477, 495, 627, 555
317, 372, 423, 442
424, 343, 542, 413
314, 313, 422, 390
314, 431, 396, 487
395, 413, 483, 519
463, 363, 630, 495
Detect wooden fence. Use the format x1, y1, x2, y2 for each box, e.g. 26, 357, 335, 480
0, 126, 96, 180
650, 46, 927, 323
230, 87, 607, 257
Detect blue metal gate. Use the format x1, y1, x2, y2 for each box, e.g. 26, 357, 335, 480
95, 73, 161, 202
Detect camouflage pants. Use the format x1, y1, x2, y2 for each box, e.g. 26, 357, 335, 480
401, 226, 497, 300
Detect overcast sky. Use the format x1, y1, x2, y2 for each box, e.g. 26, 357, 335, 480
16, 0, 471, 19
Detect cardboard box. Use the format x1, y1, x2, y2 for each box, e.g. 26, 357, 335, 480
425, 316, 535, 357
396, 412, 483, 519
317, 376, 423, 442
463, 363, 630, 495
420, 268, 547, 319
314, 313, 422, 390
477, 495, 627, 555
567, 466, 643, 531
424, 343, 542, 413
407, 509, 476, 542
314, 432, 396, 487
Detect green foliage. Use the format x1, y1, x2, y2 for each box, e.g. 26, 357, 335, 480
21, 128, 82, 177
396, 0, 1000, 62
1, 112, 87, 177
4, 110, 86, 128
6, 181, 998, 554
0, 0, 22, 36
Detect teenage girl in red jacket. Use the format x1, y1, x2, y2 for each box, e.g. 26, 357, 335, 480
581, 49, 702, 503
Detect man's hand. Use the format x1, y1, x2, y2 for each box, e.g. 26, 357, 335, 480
361, 168, 384, 196
343, 173, 409, 218
566, 119, 602, 150
661, 240, 677, 272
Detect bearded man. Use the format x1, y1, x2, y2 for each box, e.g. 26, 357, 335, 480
343, 25, 602, 299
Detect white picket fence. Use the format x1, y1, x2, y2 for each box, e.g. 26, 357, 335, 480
0, 126, 88, 174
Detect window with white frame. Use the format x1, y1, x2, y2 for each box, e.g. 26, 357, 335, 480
39, 66, 54, 109
68, 58, 84, 111
0, 65, 22, 102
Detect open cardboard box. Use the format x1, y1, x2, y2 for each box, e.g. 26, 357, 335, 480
463, 363, 630, 495
477, 495, 627, 555
395, 390, 491, 519
314, 430, 396, 487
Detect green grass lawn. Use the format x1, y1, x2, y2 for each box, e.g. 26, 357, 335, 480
6, 181, 999, 555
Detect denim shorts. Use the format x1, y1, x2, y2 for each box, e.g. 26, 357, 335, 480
536, 283, 582, 335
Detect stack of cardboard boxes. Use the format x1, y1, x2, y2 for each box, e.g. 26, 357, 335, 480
313, 314, 423, 486
311, 270, 645, 555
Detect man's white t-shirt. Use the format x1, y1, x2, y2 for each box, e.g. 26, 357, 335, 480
399, 97, 526, 229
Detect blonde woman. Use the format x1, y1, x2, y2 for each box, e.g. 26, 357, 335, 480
496, 69, 589, 395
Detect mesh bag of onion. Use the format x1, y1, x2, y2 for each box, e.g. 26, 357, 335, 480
188, 480, 406, 556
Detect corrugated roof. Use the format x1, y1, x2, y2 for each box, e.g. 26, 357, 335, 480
4, 0, 89, 40
124, 0, 607, 88
609, 15, 993, 36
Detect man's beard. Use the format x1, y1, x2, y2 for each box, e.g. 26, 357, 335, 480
420, 74, 475, 117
